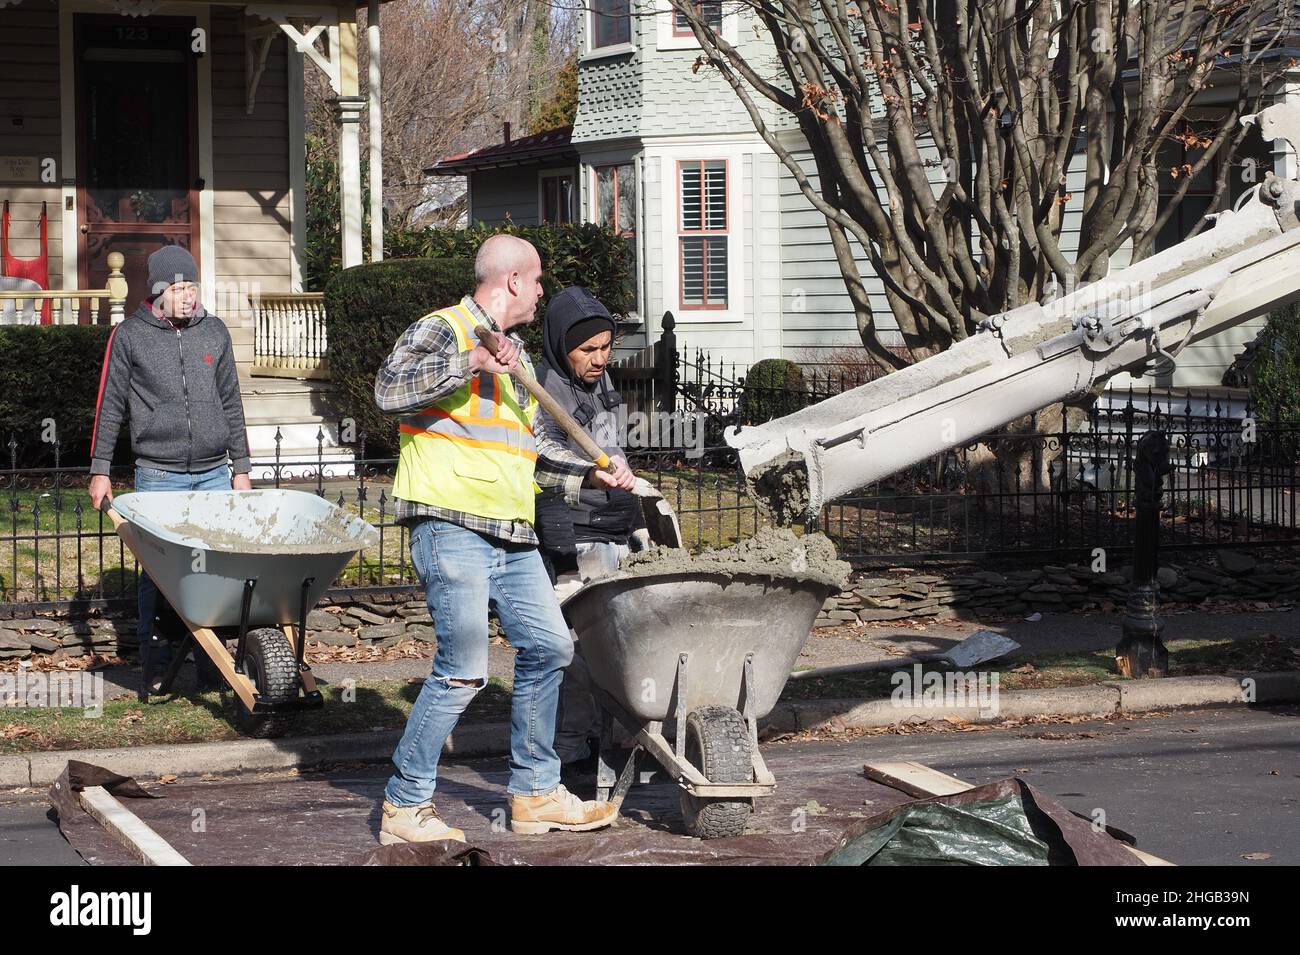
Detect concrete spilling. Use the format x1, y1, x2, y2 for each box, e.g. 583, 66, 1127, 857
621, 527, 851, 590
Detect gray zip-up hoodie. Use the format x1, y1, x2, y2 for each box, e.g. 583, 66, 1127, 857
89, 300, 251, 476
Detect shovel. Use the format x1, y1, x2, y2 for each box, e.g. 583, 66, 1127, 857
474, 326, 683, 549
473, 324, 614, 471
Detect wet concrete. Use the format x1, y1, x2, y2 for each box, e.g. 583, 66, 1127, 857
621, 527, 850, 590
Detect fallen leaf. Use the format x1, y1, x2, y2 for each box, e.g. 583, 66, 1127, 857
158, 774, 178, 785
1242, 852, 1272, 861
121, 710, 145, 725
1011, 663, 1036, 674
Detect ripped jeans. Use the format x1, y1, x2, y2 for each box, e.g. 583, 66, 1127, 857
384, 518, 574, 804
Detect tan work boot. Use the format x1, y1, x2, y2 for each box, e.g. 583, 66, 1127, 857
509, 784, 618, 834
379, 800, 466, 845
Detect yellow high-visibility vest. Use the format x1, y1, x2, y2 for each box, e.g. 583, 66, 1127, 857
392, 304, 540, 523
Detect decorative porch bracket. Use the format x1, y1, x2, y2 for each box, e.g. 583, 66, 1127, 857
244, 26, 277, 115
245, 4, 341, 96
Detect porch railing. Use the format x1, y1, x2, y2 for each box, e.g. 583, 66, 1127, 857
250, 292, 329, 379
0, 251, 127, 325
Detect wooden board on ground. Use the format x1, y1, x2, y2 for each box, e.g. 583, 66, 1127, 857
78, 786, 192, 867
862, 760, 1176, 867
862, 761, 972, 798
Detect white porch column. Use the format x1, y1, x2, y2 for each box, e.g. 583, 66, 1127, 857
367, 0, 383, 262
335, 13, 363, 269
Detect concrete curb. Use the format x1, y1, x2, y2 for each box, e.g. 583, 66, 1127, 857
1, 723, 511, 788
776, 670, 1300, 737
2, 671, 1297, 787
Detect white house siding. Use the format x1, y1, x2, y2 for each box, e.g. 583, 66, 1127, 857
779, 130, 1261, 391
0, 3, 64, 282
571, 17, 643, 144
634, 141, 782, 366
209, 8, 293, 372
574, 3, 784, 363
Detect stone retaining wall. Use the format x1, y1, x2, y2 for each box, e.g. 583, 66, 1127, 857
0, 550, 1294, 661
814, 550, 1296, 627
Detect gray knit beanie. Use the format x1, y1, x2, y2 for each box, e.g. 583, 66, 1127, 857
147, 246, 199, 297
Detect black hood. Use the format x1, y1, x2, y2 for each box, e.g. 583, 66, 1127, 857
541, 286, 616, 388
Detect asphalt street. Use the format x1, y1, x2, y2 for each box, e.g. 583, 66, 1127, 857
0, 704, 1294, 866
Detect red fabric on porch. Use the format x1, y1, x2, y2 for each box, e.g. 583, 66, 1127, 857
1, 200, 52, 324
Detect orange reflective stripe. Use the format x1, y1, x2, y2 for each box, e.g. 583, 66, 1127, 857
399, 424, 539, 460
413, 405, 534, 435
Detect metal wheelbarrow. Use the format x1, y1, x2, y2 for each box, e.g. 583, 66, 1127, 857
103, 490, 378, 737
562, 569, 835, 839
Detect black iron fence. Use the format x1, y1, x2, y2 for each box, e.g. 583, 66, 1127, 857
816, 392, 1300, 564
3, 349, 1298, 610
0, 431, 417, 612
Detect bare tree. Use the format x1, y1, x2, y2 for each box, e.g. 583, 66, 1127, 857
305, 0, 580, 229
669, 1, 1294, 369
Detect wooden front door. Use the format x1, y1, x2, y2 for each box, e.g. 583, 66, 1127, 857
75, 15, 200, 315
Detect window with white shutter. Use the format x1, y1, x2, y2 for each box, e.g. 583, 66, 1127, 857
678, 160, 728, 309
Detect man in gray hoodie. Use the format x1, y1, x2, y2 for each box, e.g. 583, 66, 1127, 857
87, 246, 252, 692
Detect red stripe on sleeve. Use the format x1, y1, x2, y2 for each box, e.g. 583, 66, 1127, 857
89, 324, 121, 455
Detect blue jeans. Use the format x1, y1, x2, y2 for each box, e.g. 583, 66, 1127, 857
385, 518, 574, 803
134, 463, 233, 678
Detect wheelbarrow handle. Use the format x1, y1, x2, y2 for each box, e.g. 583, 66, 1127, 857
97, 497, 127, 530
473, 324, 612, 471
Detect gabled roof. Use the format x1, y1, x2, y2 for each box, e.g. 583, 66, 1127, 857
428, 126, 576, 176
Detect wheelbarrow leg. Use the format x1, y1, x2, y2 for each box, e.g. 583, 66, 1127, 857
139, 647, 153, 704
233, 578, 257, 675
296, 577, 315, 678
596, 708, 617, 802
608, 745, 640, 812
154, 635, 193, 696
596, 707, 641, 811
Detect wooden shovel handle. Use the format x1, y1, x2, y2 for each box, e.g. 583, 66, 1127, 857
473, 325, 612, 470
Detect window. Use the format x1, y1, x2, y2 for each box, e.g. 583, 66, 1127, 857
542, 173, 574, 224
595, 162, 638, 302
592, 0, 631, 48
674, 1, 723, 35
1154, 114, 1273, 253
678, 160, 727, 309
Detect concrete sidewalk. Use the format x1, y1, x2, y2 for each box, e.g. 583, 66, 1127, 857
5, 669, 1297, 788
84, 606, 1300, 700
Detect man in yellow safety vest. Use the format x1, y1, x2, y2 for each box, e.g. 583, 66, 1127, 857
372, 234, 636, 843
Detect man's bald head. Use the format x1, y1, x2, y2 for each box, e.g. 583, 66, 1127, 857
472, 234, 545, 329
474, 234, 540, 288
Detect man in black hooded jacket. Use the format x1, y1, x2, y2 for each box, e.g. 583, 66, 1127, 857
534, 286, 648, 768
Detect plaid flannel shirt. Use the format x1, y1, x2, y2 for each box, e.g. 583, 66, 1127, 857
374, 296, 591, 544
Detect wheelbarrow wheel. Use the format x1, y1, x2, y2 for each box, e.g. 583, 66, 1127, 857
679, 705, 754, 839
233, 628, 299, 739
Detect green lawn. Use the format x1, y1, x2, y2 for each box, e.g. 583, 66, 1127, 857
779, 634, 1299, 702
0, 676, 513, 755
